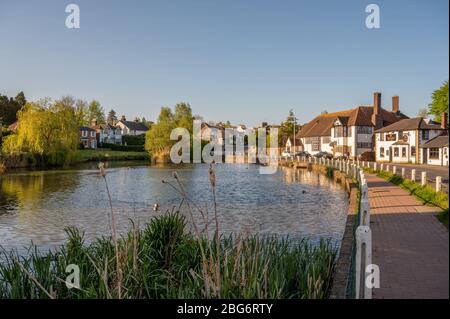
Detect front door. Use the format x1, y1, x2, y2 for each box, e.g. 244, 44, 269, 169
388, 147, 392, 162
422, 148, 427, 164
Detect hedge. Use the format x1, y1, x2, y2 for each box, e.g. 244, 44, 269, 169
100, 143, 144, 152
122, 134, 145, 145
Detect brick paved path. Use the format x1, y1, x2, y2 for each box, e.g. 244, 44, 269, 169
366, 173, 449, 299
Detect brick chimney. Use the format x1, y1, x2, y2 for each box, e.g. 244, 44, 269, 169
372, 92, 383, 129
392, 96, 399, 113
121, 115, 126, 121
442, 112, 448, 130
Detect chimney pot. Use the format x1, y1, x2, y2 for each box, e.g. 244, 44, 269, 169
442, 112, 448, 130
392, 96, 399, 113
372, 92, 383, 129
121, 115, 126, 121
373, 92, 381, 115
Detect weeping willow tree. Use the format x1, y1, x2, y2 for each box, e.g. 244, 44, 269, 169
2, 99, 79, 165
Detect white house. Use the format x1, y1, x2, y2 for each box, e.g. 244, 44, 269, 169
298, 92, 408, 158
420, 135, 449, 166
285, 137, 303, 153
93, 123, 123, 145
199, 122, 225, 145
116, 117, 149, 136
374, 117, 446, 164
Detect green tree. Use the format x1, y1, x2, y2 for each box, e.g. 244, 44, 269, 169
279, 109, 299, 146
145, 107, 175, 158
75, 99, 89, 126
2, 100, 79, 165
15, 91, 27, 108
428, 81, 449, 122
174, 102, 193, 133
107, 109, 117, 124
87, 100, 105, 123
0, 91, 27, 126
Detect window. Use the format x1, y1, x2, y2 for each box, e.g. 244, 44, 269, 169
311, 137, 320, 151
402, 147, 407, 158
380, 133, 384, 141
386, 149, 390, 156
386, 133, 396, 141
357, 142, 372, 149
322, 136, 331, 144
411, 146, 416, 156
82, 130, 87, 137
305, 138, 311, 144
91, 131, 96, 137
357, 126, 372, 134
429, 148, 439, 159
380, 147, 384, 158
422, 130, 429, 140
394, 147, 399, 157
347, 127, 352, 137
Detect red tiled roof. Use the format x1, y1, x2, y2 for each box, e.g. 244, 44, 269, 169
7, 121, 18, 132
298, 106, 408, 138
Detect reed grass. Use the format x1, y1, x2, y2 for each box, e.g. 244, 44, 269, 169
0, 164, 338, 299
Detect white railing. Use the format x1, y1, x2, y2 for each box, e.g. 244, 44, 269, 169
362, 161, 446, 193
355, 166, 372, 299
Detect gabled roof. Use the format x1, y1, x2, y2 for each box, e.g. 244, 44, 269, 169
92, 123, 117, 130
420, 135, 449, 148
79, 126, 96, 132
297, 106, 408, 138
118, 120, 149, 131
286, 137, 303, 146
375, 117, 444, 133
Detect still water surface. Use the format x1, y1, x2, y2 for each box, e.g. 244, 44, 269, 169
0, 162, 348, 252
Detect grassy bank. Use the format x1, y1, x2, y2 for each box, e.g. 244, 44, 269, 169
0, 212, 337, 299
363, 167, 449, 226
0, 149, 150, 171
72, 149, 149, 162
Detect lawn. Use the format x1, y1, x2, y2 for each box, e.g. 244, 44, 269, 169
74, 149, 149, 162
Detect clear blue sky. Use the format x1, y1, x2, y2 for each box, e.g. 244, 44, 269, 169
0, 0, 448, 126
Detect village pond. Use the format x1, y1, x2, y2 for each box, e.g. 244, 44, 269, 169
0, 162, 348, 252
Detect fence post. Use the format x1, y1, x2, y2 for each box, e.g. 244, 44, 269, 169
421, 171, 427, 186
373, 162, 377, 171
436, 176, 442, 192
401, 168, 405, 178
411, 169, 416, 182
380, 163, 383, 171
392, 166, 397, 175
360, 199, 370, 226
355, 226, 373, 299
386, 164, 390, 172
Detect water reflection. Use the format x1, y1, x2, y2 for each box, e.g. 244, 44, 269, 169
0, 164, 348, 252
